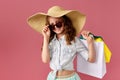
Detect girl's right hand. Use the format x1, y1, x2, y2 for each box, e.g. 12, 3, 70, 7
42, 25, 51, 38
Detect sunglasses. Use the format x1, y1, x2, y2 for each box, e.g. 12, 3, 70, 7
48, 22, 63, 30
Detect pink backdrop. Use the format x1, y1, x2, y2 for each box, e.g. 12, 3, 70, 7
0, 0, 119, 80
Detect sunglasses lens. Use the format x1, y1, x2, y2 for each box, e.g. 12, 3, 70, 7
48, 25, 55, 30
49, 22, 63, 30
48, 25, 53, 30
56, 22, 62, 28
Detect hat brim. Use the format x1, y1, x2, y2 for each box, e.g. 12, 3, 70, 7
27, 10, 86, 35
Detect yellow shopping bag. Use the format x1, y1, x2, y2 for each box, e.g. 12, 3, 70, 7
80, 35, 112, 63
95, 37, 112, 63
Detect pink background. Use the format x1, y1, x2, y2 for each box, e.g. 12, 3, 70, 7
0, 0, 119, 80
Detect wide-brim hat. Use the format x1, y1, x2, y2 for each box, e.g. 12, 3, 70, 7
27, 6, 86, 35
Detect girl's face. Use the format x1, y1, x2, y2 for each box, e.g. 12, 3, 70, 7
48, 17, 65, 35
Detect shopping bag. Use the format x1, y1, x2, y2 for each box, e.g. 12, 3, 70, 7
95, 37, 112, 63
77, 39, 106, 79
80, 35, 112, 63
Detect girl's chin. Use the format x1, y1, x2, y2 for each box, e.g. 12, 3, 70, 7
53, 29, 64, 34
54, 30, 62, 34
55, 32, 62, 34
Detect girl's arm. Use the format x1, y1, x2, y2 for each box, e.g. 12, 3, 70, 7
81, 30, 96, 63
86, 36, 96, 62
41, 26, 51, 63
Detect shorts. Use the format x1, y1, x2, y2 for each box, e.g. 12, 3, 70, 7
47, 71, 81, 80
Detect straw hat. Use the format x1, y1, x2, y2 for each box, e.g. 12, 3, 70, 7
27, 6, 86, 34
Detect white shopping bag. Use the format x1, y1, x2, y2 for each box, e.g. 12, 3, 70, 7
77, 39, 106, 79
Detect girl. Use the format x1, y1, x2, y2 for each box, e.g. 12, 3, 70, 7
27, 6, 96, 80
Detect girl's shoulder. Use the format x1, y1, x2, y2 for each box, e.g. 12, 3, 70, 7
75, 37, 80, 42
74, 36, 83, 44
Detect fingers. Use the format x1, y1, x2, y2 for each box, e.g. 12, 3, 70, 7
42, 25, 51, 37
42, 26, 49, 33
81, 30, 91, 37
81, 30, 94, 40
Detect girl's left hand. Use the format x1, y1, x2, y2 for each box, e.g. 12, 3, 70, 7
81, 30, 94, 44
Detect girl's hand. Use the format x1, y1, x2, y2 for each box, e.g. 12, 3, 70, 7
81, 30, 96, 63
81, 30, 94, 44
42, 25, 51, 38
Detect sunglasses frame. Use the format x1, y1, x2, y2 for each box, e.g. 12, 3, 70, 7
48, 22, 63, 30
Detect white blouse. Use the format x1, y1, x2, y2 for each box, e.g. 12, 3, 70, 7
48, 35, 88, 79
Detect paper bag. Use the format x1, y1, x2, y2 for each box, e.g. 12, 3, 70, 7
77, 39, 106, 79
80, 35, 112, 63
95, 37, 112, 63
